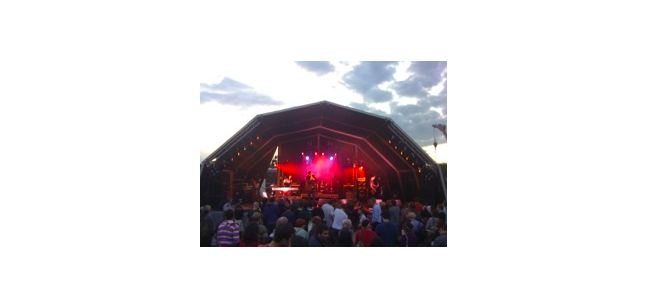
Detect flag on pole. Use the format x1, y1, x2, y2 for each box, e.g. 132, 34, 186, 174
432, 124, 447, 140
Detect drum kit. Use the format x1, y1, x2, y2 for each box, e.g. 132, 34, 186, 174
316, 181, 334, 194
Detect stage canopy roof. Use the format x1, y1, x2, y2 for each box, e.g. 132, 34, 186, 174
202, 101, 443, 200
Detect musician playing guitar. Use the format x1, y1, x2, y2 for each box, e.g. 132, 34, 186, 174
369, 175, 382, 198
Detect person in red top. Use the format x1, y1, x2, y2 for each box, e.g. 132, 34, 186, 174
414, 201, 424, 215
354, 219, 377, 247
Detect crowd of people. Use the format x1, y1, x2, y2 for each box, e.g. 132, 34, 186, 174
200, 197, 447, 247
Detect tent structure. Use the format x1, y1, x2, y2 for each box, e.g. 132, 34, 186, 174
200, 101, 445, 207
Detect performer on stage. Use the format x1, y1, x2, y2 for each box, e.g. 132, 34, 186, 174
370, 175, 382, 198
305, 171, 317, 194
282, 175, 293, 187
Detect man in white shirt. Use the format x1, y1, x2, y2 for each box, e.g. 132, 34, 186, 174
321, 200, 335, 227
330, 202, 348, 243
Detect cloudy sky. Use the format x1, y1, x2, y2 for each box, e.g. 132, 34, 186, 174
200, 61, 447, 163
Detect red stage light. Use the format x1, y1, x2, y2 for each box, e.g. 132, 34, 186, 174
359, 166, 363, 170
315, 152, 318, 156
329, 156, 334, 161
322, 153, 325, 156
301, 152, 304, 156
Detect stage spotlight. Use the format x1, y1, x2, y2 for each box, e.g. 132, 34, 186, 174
315, 152, 318, 156
301, 152, 304, 156
305, 156, 310, 160
329, 156, 334, 161
359, 166, 363, 170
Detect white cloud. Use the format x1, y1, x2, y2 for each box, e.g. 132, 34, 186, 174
368, 101, 391, 114
200, 61, 448, 163
424, 143, 448, 163
395, 96, 419, 105
393, 61, 412, 81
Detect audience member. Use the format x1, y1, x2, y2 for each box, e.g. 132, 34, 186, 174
375, 210, 397, 247
308, 216, 323, 239
336, 219, 354, 247
388, 200, 401, 228
292, 218, 309, 247
216, 209, 241, 247
241, 223, 260, 247
261, 223, 294, 247
309, 224, 331, 247
322, 200, 335, 227
371, 199, 382, 230
250, 212, 269, 244
354, 220, 377, 247
400, 221, 418, 247
330, 202, 348, 242
263, 198, 280, 234
431, 221, 447, 247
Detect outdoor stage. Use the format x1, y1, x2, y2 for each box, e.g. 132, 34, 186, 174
201, 101, 446, 207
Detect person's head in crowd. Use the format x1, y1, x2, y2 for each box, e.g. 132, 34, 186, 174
311, 216, 323, 227
252, 201, 260, 211
276, 216, 289, 226
317, 224, 331, 243
272, 223, 294, 247
437, 202, 446, 213
342, 219, 352, 231
361, 219, 371, 229
407, 212, 416, 221
439, 221, 447, 234
234, 206, 244, 220
431, 205, 439, 216
382, 210, 390, 221
224, 209, 235, 221
250, 212, 262, 224
295, 218, 307, 229
404, 221, 414, 233
243, 223, 260, 245
420, 206, 431, 219
337, 228, 353, 247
